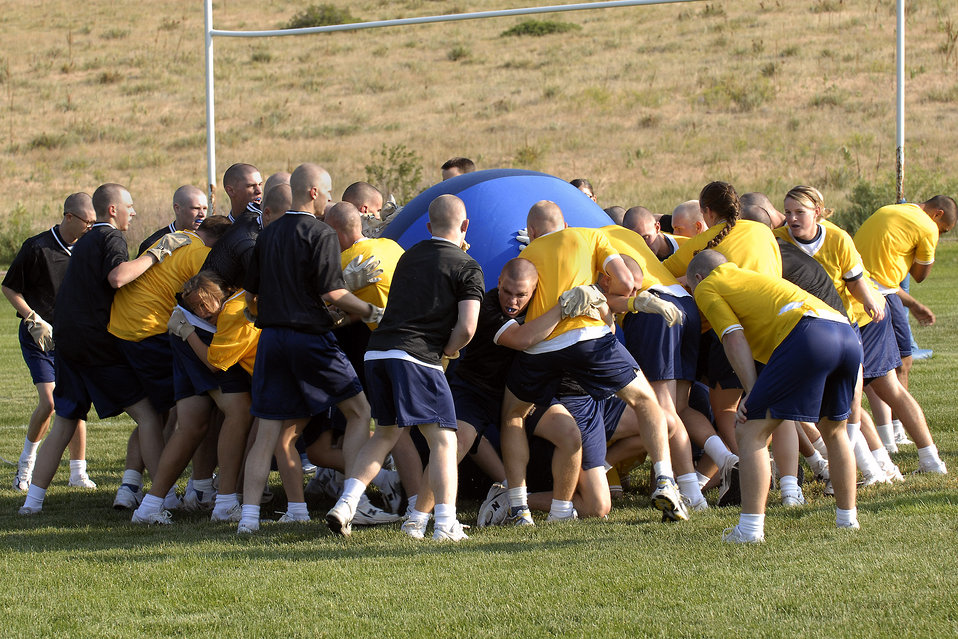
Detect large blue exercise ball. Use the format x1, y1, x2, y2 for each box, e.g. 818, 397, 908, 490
382, 169, 612, 289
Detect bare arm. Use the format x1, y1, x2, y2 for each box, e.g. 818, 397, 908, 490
1, 285, 33, 318
323, 288, 375, 317
108, 253, 157, 289
909, 261, 933, 283
603, 256, 635, 297
896, 287, 935, 326
846, 277, 884, 322
496, 303, 563, 351
721, 329, 758, 393
444, 299, 480, 357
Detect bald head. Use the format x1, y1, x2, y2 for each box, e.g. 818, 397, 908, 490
172, 185, 208, 231
290, 163, 333, 216
671, 200, 704, 237
527, 200, 566, 239
622, 206, 655, 232
263, 171, 291, 197
741, 192, 784, 228
922, 195, 958, 233
427, 194, 468, 239
222, 163, 263, 213
500, 256, 538, 283
261, 183, 292, 228
686, 249, 728, 291
740, 204, 772, 228
63, 192, 93, 218
92, 183, 128, 219
325, 201, 364, 250
342, 182, 384, 219
604, 206, 626, 225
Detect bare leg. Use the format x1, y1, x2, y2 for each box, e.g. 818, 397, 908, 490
28, 416, 79, 490
616, 374, 670, 466
500, 389, 534, 491
66, 420, 87, 462
275, 419, 308, 504
869, 371, 933, 448
145, 395, 213, 498
418, 424, 458, 507
818, 418, 855, 511
736, 417, 781, 515
209, 390, 253, 496
710, 386, 743, 455
126, 398, 165, 479
337, 392, 372, 479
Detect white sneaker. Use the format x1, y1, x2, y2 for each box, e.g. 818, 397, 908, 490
13, 460, 33, 491
884, 441, 899, 454
717, 459, 741, 507
477, 483, 509, 527
808, 457, 830, 483
210, 504, 242, 523
651, 475, 690, 522
68, 474, 97, 489
687, 497, 709, 512
372, 469, 403, 514
879, 459, 905, 482
277, 511, 311, 523
113, 484, 144, 510
894, 430, 913, 447
722, 524, 764, 544
545, 509, 579, 523
837, 519, 860, 530
917, 459, 948, 475
163, 491, 183, 511
131, 509, 173, 525
353, 494, 401, 526
433, 520, 469, 541
18, 505, 41, 516
237, 521, 259, 534
401, 517, 429, 539
326, 500, 354, 537
860, 471, 891, 487
300, 453, 317, 476
781, 491, 807, 507
182, 483, 214, 511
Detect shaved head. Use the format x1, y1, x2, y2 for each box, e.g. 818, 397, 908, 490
740, 204, 772, 228
500, 257, 538, 283
741, 192, 784, 228
342, 181, 384, 218
622, 206, 656, 233
290, 163, 332, 214
427, 194, 467, 235
264, 171, 291, 197
527, 200, 565, 238
687, 249, 728, 291
63, 192, 93, 217
261, 183, 292, 228
671, 200, 704, 237
92, 183, 128, 219
325, 201, 362, 235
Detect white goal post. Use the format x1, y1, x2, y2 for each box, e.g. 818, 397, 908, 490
203, 0, 909, 204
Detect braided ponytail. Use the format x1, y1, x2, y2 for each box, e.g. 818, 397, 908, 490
699, 181, 740, 251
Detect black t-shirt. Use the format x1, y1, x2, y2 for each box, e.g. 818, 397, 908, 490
2, 226, 72, 322
777, 239, 847, 316
202, 214, 260, 290
452, 288, 525, 396
137, 223, 176, 257
53, 224, 129, 366
368, 238, 484, 365
245, 211, 344, 334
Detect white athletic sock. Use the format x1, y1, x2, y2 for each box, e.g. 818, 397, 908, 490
779, 474, 800, 497
652, 460, 674, 481
811, 437, 828, 458
892, 419, 907, 439
918, 444, 942, 466
408, 508, 431, 525
507, 486, 528, 509
286, 501, 308, 518
434, 503, 456, 529
214, 493, 239, 511
703, 435, 735, 470
20, 436, 40, 464
340, 478, 366, 509
836, 507, 858, 527
69, 459, 87, 479
696, 472, 710, 489
139, 493, 164, 515
871, 446, 893, 466
193, 477, 214, 493
239, 504, 260, 527
804, 450, 825, 467
676, 473, 705, 505
849, 426, 882, 477
549, 499, 574, 519
875, 423, 895, 448
738, 512, 765, 538
23, 484, 46, 510
121, 469, 142, 488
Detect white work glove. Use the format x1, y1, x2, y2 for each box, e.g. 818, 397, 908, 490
167, 307, 195, 341
363, 304, 385, 325
559, 285, 607, 320
380, 194, 400, 221
147, 232, 192, 263
343, 255, 383, 292
627, 291, 683, 327
25, 311, 54, 351
516, 228, 530, 249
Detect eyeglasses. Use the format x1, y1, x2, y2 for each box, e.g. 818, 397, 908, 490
67, 212, 96, 228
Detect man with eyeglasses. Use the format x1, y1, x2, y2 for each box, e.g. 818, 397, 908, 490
2, 193, 98, 492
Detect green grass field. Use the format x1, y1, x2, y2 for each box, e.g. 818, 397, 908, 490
2, 245, 957, 638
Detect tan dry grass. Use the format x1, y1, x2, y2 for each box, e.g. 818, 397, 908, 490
1, 0, 956, 248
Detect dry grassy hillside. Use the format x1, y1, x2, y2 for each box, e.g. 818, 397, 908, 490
2, 0, 956, 248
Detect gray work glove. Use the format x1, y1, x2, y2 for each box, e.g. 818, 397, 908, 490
559, 285, 607, 320
167, 307, 195, 341
147, 232, 192, 263
343, 254, 383, 292
25, 311, 54, 351
628, 291, 683, 327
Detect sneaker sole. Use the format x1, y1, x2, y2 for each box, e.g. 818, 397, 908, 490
325, 513, 351, 537
652, 494, 689, 522
717, 466, 741, 508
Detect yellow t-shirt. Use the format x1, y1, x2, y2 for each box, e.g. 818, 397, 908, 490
693, 262, 848, 364
108, 231, 210, 341
853, 203, 938, 292
601, 225, 688, 297
663, 220, 782, 279
340, 237, 404, 330
207, 290, 259, 375
774, 221, 884, 327
521, 227, 619, 342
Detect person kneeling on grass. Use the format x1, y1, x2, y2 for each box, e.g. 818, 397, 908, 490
687, 250, 862, 543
